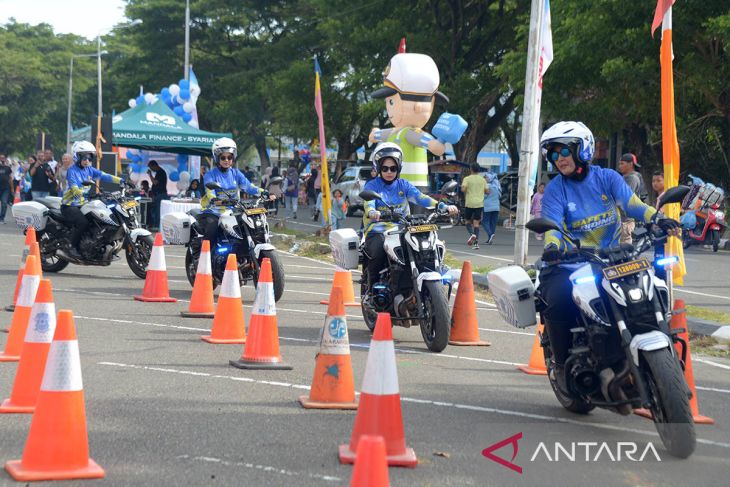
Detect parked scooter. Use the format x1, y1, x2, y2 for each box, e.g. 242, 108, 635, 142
682, 204, 726, 252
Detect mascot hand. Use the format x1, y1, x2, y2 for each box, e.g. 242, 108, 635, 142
368, 128, 379, 144
428, 139, 446, 156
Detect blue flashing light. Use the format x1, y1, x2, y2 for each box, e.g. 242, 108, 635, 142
106, 203, 116, 209
656, 256, 679, 267
441, 273, 453, 284
572, 275, 596, 285
216, 245, 231, 254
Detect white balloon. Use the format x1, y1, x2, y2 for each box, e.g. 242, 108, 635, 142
169, 84, 180, 96
128, 98, 137, 108
176, 171, 191, 192
144, 93, 155, 104
128, 171, 140, 184
189, 119, 199, 129
190, 85, 201, 97
183, 102, 194, 113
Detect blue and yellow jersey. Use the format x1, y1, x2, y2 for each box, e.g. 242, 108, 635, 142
62, 165, 120, 207
201, 167, 263, 215
541, 165, 656, 250
362, 177, 437, 236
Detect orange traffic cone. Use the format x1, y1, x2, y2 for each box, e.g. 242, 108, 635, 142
635, 300, 714, 424
5, 228, 36, 313
201, 254, 246, 344
13, 185, 21, 204
1, 254, 42, 362
181, 240, 215, 318
321, 267, 359, 307
517, 322, 547, 375
0, 279, 57, 413
4, 310, 105, 481
230, 257, 291, 370
299, 286, 357, 410
350, 435, 390, 487
134, 233, 177, 302
339, 313, 417, 468
449, 261, 490, 346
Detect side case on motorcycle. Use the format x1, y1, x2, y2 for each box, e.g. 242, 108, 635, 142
11, 201, 49, 231
487, 266, 537, 328
329, 228, 360, 270
162, 212, 196, 245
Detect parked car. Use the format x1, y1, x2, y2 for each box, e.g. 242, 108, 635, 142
331, 165, 375, 216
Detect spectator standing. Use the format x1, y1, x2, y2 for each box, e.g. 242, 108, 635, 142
56, 153, 73, 196
461, 162, 488, 250
481, 170, 502, 244
0, 153, 12, 223
331, 189, 346, 230
21, 157, 33, 201
284, 164, 299, 219
44, 149, 58, 196
268, 166, 283, 215
651, 171, 665, 206
306, 168, 319, 218
530, 182, 546, 240
147, 160, 169, 229
30, 153, 55, 199
617, 153, 648, 244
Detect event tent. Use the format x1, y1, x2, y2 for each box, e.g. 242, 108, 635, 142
70, 99, 231, 156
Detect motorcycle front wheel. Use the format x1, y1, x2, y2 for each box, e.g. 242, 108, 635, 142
420, 281, 451, 352
359, 269, 378, 332
710, 229, 720, 252
642, 348, 696, 458
126, 235, 154, 279
257, 250, 285, 302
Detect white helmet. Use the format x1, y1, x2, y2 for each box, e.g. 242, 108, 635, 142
72, 141, 97, 166
371, 142, 403, 175
540, 121, 594, 164
212, 137, 237, 164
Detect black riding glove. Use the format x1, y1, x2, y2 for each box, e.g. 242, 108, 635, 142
654, 217, 680, 235
541, 244, 562, 263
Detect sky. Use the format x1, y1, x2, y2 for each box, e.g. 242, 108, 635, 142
0, 0, 127, 39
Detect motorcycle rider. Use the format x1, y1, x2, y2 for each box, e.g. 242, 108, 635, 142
536, 121, 681, 387
200, 137, 274, 250
61, 141, 123, 260
362, 142, 458, 292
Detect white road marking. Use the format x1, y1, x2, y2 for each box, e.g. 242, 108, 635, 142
98, 361, 730, 450
696, 385, 730, 394
448, 248, 513, 263
479, 327, 533, 336
175, 455, 341, 483
694, 358, 730, 370
674, 288, 730, 301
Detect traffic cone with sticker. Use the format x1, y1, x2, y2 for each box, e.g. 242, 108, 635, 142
0, 279, 57, 413
635, 300, 714, 424
5, 229, 37, 313
4, 310, 105, 481
517, 322, 548, 375
1, 254, 42, 362
181, 240, 215, 318
201, 254, 246, 344
229, 257, 291, 370
321, 267, 359, 307
299, 286, 357, 409
449, 261, 490, 346
350, 435, 390, 487
134, 233, 177, 302
339, 313, 417, 467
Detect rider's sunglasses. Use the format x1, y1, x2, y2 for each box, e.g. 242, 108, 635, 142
80, 153, 96, 162
219, 155, 234, 161
381, 165, 398, 173
548, 146, 572, 162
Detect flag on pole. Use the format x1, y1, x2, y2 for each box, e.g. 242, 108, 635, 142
529, 0, 553, 188
314, 56, 331, 226
654, 0, 686, 284
398, 37, 406, 53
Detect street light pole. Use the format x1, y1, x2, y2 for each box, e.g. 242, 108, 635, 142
184, 0, 190, 80
97, 35, 103, 117
66, 57, 75, 153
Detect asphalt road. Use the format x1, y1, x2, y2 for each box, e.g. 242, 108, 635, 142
1, 222, 729, 486
284, 212, 730, 315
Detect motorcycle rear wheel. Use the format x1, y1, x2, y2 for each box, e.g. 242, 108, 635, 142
38, 233, 69, 273
542, 338, 595, 414
420, 281, 450, 353
642, 348, 696, 458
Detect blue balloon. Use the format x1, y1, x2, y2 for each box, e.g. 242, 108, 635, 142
182, 112, 192, 122
174, 106, 185, 116
129, 164, 140, 172
136, 95, 145, 106
161, 87, 170, 97
180, 89, 190, 100
179, 79, 190, 90
169, 171, 180, 182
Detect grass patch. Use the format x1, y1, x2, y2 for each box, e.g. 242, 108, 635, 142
686, 305, 730, 325
689, 332, 730, 358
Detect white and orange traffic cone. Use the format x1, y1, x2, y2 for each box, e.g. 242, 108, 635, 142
181, 240, 215, 318
350, 435, 390, 487
5, 229, 37, 313
0, 279, 57, 413
339, 313, 417, 468
299, 286, 357, 410
230, 257, 292, 370
320, 267, 359, 307
517, 322, 548, 375
4, 310, 105, 481
201, 254, 246, 344
134, 233, 176, 303
1, 254, 42, 362
449, 261, 490, 346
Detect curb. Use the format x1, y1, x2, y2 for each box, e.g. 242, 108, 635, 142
687, 317, 730, 341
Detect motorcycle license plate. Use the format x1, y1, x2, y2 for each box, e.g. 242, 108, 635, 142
244, 207, 267, 216
122, 200, 138, 209
602, 258, 651, 280
409, 224, 438, 233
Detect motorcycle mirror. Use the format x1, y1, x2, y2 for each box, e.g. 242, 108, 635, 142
205, 182, 222, 190
441, 180, 458, 195
657, 185, 690, 210
359, 190, 382, 202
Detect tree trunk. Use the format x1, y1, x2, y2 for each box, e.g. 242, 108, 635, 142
254, 132, 270, 169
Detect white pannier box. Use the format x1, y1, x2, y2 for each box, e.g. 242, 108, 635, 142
329, 228, 360, 270
161, 212, 196, 245
487, 266, 537, 328
12, 202, 49, 231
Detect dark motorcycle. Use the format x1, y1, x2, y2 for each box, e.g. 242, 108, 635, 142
516, 186, 696, 458
358, 182, 456, 352
184, 181, 285, 301
12, 181, 153, 278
